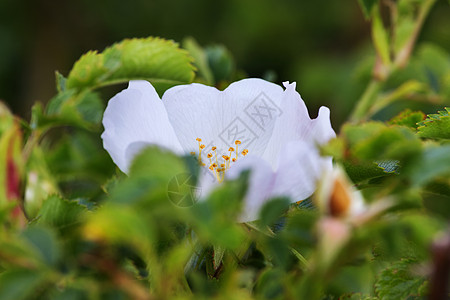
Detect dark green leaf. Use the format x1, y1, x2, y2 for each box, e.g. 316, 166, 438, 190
408, 144, 450, 187
0, 269, 48, 300
357, 0, 378, 19
205, 45, 235, 83
259, 197, 290, 228
21, 225, 60, 266
37, 195, 87, 234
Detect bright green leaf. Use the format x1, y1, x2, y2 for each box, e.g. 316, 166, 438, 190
417, 107, 450, 140
66, 37, 195, 94
388, 109, 425, 129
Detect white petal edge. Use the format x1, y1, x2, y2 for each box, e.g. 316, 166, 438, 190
262, 81, 316, 168
162, 78, 284, 158
101, 80, 183, 174
271, 140, 333, 202
225, 155, 275, 222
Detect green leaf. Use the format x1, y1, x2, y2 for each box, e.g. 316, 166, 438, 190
259, 197, 290, 228
32, 90, 104, 131
66, 37, 195, 94
83, 204, 155, 254
55, 71, 67, 93
375, 258, 427, 299
182, 37, 214, 85
408, 144, 450, 187
357, 0, 378, 19
189, 172, 248, 249
205, 44, 235, 83
213, 245, 226, 271
44, 129, 115, 199
342, 122, 422, 162
388, 109, 425, 129
21, 225, 60, 266
417, 107, 450, 140
0, 269, 48, 300
371, 6, 391, 66
111, 146, 190, 208
37, 195, 87, 234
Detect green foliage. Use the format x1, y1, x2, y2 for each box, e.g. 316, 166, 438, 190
357, 0, 378, 19
0, 2, 449, 296
66, 37, 195, 94
375, 258, 427, 299
388, 109, 425, 129
417, 107, 450, 139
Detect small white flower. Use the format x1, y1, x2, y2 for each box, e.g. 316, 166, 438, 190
102, 79, 335, 222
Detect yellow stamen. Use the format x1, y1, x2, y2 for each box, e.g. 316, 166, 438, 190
192, 138, 249, 183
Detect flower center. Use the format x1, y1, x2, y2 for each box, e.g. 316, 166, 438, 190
190, 138, 248, 183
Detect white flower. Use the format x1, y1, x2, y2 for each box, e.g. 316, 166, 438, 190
102, 79, 335, 222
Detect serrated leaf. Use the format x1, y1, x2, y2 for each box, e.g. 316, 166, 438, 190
417, 107, 450, 139
66, 37, 195, 94
375, 258, 427, 299
342, 122, 422, 162
37, 195, 87, 234
388, 109, 425, 129
357, 0, 378, 19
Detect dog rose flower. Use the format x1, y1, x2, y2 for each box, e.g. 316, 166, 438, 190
102, 78, 335, 221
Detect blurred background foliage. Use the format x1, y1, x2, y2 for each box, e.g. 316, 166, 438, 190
1, 0, 449, 127
0, 0, 450, 299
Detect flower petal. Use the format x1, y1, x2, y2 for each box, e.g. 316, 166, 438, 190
225, 155, 275, 222
162, 78, 284, 158
101, 80, 183, 173
262, 82, 335, 168
271, 140, 333, 203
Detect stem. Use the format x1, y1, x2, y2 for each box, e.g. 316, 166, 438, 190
22, 129, 42, 163
349, 80, 383, 123
394, 0, 436, 68
350, 0, 436, 123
